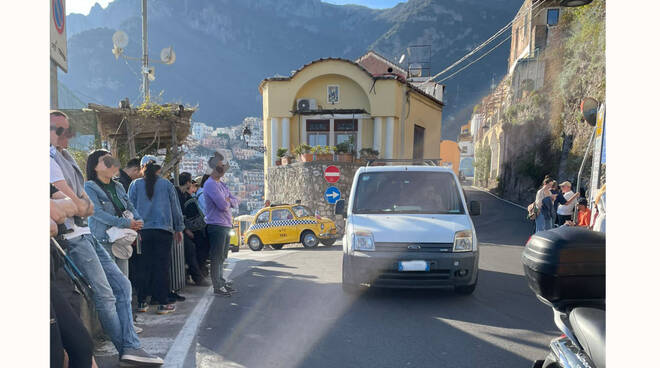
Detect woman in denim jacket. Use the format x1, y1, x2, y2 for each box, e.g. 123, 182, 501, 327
84, 150, 144, 277
128, 157, 184, 315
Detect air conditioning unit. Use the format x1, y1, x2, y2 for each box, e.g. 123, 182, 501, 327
297, 98, 317, 112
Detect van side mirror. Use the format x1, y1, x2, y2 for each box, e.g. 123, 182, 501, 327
469, 201, 481, 216
335, 199, 346, 216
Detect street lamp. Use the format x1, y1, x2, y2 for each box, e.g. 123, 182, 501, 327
241, 125, 267, 153
111, 0, 176, 102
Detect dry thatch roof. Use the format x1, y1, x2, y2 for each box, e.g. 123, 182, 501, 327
88, 103, 196, 148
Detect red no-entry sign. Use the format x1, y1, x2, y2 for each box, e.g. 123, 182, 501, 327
324, 165, 340, 183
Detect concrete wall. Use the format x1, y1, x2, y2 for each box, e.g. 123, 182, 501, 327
266, 161, 363, 235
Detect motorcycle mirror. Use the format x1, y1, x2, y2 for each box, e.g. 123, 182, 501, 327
580, 97, 599, 126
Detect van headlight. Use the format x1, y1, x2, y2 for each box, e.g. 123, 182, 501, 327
453, 230, 473, 252
353, 231, 375, 252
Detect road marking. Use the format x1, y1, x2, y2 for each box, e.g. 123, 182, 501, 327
469, 186, 527, 210
162, 258, 238, 368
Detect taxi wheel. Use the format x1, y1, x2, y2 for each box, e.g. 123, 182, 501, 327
301, 231, 319, 248
271, 244, 284, 250
321, 238, 337, 246
248, 236, 264, 251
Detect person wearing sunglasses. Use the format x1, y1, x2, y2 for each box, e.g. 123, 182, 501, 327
84, 149, 144, 277
49, 111, 163, 366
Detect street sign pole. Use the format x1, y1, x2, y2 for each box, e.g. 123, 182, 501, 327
142, 0, 149, 102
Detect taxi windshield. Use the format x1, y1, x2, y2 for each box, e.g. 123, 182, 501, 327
353, 171, 464, 215
292, 205, 313, 218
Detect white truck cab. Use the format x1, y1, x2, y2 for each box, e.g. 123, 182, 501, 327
334, 164, 481, 294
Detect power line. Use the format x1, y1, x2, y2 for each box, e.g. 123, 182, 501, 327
437, 35, 512, 84
426, 0, 547, 83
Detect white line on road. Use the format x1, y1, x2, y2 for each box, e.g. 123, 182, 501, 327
469, 186, 527, 210
162, 258, 238, 368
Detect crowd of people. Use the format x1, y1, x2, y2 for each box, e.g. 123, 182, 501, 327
530, 175, 606, 234
49, 110, 241, 367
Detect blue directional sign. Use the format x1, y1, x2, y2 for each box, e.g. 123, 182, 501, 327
324, 186, 341, 204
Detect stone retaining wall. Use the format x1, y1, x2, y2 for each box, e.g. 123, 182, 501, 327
266, 161, 362, 235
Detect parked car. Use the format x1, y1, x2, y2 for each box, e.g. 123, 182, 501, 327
335, 162, 481, 294
244, 204, 338, 251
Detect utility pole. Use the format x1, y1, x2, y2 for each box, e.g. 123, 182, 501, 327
141, 0, 149, 102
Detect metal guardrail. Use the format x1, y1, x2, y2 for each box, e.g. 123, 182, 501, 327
365, 158, 442, 166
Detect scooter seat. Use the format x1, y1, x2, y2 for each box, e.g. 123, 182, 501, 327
569, 307, 606, 368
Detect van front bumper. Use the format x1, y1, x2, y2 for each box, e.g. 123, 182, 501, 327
343, 250, 478, 289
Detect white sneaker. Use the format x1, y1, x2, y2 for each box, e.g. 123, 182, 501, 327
134, 324, 143, 334
120, 348, 163, 366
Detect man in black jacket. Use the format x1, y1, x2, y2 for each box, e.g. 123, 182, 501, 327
117, 158, 141, 192
177, 172, 210, 286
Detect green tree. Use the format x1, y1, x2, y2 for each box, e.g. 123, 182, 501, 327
474, 144, 491, 186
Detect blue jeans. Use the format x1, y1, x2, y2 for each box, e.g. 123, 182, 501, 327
207, 225, 231, 290
65, 234, 140, 355
535, 212, 552, 233
101, 241, 129, 278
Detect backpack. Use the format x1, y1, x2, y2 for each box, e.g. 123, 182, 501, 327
183, 196, 206, 232
527, 202, 539, 221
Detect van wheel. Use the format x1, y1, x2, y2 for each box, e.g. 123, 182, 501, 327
301, 231, 319, 248
455, 282, 477, 295
248, 236, 264, 251
271, 244, 284, 250
342, 255, 361, 294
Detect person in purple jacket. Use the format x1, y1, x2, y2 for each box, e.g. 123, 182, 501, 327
203, 152, 240, 296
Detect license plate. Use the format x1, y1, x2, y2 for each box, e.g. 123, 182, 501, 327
398, 260, 429, 272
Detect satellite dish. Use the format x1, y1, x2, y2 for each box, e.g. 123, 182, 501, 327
112, 30, 129, 48
160, 47, 176, 65
409, 63, 423, 77
399, 54, 406, 64
147, 67, 156, 81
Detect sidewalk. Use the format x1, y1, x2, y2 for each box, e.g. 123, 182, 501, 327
94, 246, 309, 367
94, 278, 214, 368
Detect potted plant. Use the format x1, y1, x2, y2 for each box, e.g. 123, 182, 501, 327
294, 144, 313, 162
335, 141, 354, 163
359, 147, 380, 165
282, 153, 295, 166
276, 147, 287, 166
316, 146, 334, 161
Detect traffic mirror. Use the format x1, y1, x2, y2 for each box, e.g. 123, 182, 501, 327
580, 97, 599, 126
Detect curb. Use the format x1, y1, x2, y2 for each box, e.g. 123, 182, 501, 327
468, 186, 527, 211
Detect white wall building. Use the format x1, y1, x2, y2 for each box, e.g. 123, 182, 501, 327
192, 122, 214, 141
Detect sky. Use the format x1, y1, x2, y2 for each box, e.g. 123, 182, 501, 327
66, 0, 406, 15
67, 0, 113, 15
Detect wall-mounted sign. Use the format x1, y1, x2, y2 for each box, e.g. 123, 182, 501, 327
327, 85, 339, 104
324, 165, 340, 183
50, 0, 68, 72
325, 186, 341, 204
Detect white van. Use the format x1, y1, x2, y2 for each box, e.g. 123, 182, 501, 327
334, 164, 481, 294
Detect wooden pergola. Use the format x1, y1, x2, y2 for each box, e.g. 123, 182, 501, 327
88, 102, 196, 183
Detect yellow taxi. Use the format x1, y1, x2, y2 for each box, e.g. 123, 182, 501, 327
244, 204, 338, 251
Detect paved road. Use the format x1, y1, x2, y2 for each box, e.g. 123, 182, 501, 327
190, 187, 556, 367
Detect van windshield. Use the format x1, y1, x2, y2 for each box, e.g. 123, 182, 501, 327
353, 171, 465, 215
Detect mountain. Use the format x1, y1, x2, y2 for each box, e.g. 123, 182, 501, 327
61, 0, 519, 139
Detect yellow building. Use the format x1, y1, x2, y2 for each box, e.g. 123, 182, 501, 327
259, 53, 444, 193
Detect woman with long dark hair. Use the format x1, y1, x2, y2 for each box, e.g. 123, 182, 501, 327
84, 149, 144, 277
128, 156, 184, 315
534, 177, 556, 233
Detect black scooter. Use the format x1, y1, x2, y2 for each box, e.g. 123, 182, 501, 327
522, 226, 605, 368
